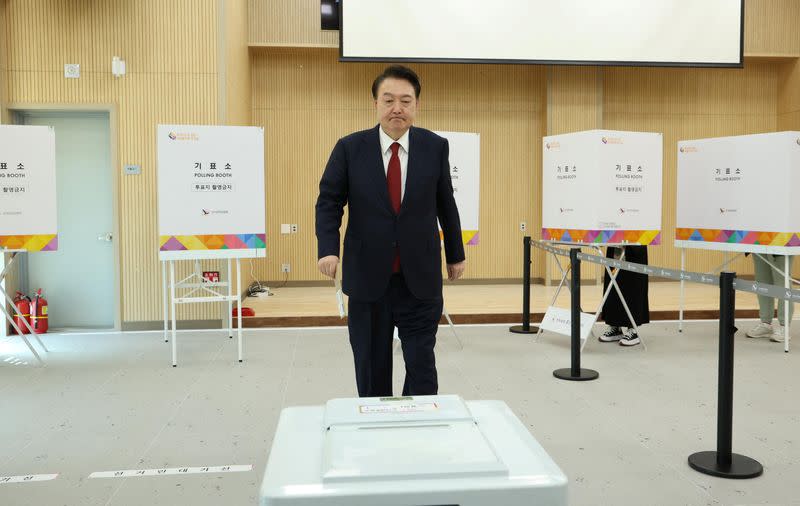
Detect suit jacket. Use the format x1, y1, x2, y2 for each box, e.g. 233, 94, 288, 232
315, 125, 465, 302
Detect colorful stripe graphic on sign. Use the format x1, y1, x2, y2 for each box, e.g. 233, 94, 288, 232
0, 234, 58, 251
542, 229, 661, 245
159, 233, 266, 251
675, 228, 800, 247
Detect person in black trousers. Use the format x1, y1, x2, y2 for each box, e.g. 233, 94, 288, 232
598, 245, 650, 346
315, 65, 466, 397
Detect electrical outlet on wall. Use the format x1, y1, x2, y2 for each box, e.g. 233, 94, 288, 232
64, 63, 80, 78
281, 263, 291, 273
520, 222, 527, 232
290, 224, 298, 233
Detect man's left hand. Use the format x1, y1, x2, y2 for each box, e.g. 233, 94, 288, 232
447, 260, 466, 281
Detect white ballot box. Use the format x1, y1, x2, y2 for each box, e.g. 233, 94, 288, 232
676, 131, 800, 254
259, 395, 567, 506
542, 130, 662, 245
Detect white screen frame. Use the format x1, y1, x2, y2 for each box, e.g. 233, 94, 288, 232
340, 0, 744, 68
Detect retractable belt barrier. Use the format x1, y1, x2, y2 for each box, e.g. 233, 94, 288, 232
511, 237, 779, 480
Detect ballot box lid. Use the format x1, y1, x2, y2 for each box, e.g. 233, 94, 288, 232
321, 395, 507, 482
259, 398, 569, 506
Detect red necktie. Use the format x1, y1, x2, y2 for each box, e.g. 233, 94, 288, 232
387, 142, 401, 271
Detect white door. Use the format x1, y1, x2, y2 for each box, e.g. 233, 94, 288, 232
20, 112, 115, 329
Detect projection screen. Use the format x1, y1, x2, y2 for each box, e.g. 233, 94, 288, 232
340, 0, 743, 67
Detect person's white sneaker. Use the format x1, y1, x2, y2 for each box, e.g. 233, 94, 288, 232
746, 322, 773, 338
770, 325, 789, 343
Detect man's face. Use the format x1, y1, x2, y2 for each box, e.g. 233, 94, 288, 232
374, 77, 418, 139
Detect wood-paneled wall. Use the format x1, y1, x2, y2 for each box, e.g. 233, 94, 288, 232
248, 0, 800, 283
249, 0, 337, 47
0, 0, 8, 124
3, 0, 222, 322
778, 59, 800, 130
3, 0, 799, 327
604, 63, 780, 277
545, 66, 605, 282
224, 0, 251, 126
250, 0, 800, 58
251, 48, 546, 282
251, 50, 796, 282
744, 0, 800, 56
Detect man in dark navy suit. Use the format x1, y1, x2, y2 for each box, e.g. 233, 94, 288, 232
315, 65, 466, 397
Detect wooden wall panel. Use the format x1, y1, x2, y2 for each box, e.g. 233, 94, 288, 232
778, 109, 800, 130
251, 49, 793, 283
778, 59, 800, 117
604, 63, 778, 277
6, 0, 796, 322
745, 0, 800, 56
5, 0, 222, 322
545, 66, 605, 282
249, 0, 337, 47
251, 47, 545, 283
547, 66, 603, 135
224, 0, 251, 126
0, 0, 8, 124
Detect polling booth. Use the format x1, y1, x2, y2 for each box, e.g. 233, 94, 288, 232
157, 124, 266, 366
0, 125, 58, 364
676, 131, 800, 349
539, 130, 663, 347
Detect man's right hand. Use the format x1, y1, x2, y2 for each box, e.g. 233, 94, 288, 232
318, 255, 339, 278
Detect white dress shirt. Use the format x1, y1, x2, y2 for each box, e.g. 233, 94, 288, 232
379, 127, 409, 202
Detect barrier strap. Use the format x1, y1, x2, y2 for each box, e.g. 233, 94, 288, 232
531, 240, 800, 302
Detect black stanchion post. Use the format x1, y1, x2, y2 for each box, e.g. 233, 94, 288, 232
688, 271, 762, 479
553, 248, 598, 381
510, 236, 538, 334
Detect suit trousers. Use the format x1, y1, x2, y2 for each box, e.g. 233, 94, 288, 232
347, 272, 443, 398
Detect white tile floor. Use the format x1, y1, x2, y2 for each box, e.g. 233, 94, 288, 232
0, 321, 798, 506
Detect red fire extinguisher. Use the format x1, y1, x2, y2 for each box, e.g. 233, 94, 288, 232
30, 289, 49, 334
12, 292, 32, 335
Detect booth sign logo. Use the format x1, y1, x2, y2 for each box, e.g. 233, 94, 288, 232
168, 132, 199, 141
602, 137, 623, 145
680, 146, 698, 153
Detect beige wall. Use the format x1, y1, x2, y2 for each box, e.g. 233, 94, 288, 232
0, 0, 8, 124
4, 0, 224, 323
249, 0, 337, 47
246, 1, 800, 282
745, 0, 800, 56
778, 59, 800, 130
223, 0, 251, 126
251, 50, 793, 282
604, 63, 780, 276
545, 67, 604, 281
3, 0, 799, 328
251, 48, 546, 282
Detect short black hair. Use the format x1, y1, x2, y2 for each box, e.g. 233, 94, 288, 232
371, 65, 421, 100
